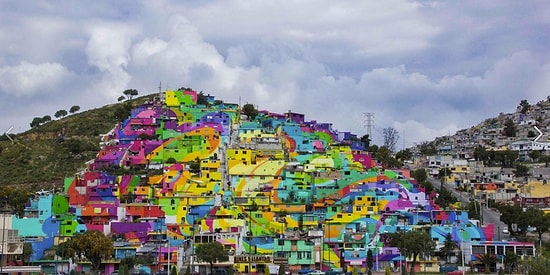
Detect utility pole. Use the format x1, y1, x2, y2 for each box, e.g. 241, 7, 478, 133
167, 238, 170, 275
363, 113, 374, 138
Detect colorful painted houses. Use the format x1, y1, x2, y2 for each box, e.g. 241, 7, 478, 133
1, 88, 535, 274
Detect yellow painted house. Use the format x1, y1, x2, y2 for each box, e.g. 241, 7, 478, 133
522, 180, 550, 198
353, 195, 379, 215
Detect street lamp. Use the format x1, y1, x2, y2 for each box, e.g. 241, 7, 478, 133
188, 221, 196, 275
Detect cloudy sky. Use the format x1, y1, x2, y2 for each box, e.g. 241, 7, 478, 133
1, 1, 550, 148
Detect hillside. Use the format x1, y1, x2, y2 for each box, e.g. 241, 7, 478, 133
428, 98, 550, 159
0, 94, 155, 186
2, 93, 548, 188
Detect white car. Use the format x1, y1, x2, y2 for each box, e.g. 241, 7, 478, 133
502, 227, 509, 234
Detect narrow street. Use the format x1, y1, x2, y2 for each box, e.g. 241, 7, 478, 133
428, 177, 508, 240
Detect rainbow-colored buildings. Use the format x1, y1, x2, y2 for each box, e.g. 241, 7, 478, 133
4, 89, 534, 274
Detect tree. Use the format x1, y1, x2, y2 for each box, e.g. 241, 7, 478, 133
534, 211, 550, 235
360, 134, 371, 148
1, 187, 32, 217
499, 204, 523, 235
119, 256, 136, 275
395, 149, 412, 163
503, 119, 516, 137
114, 102, 132, 120
242, 103, 259, 120
197, 91, 209, 105
390, 230, 435, 275
411, 169, 427, 184
473, 145, 488, 163
56, 240, 72, 259
440, 233, 457, 263
118, 95, 126, 102
520, 255, 550, 275
493, 150, 518, 168
195, 242, 229, 275
538, 155, 550, 167
530, 209, 550, 249
67, 230, 114, 275
123, 89, 139, 100
466, 200, 481, 220
22, 242, 34, 263
418, 141, 437, 156
367, 249, 374, 274
54, 109, 68, 118
476, 253, 496, 274
435, 188, 457, 209
513, 163, 529, 179
411, 168, 434, 193
518, 99, 530, 114
503, 252, 518, 274
382, 127, 400, 153
30, 117, 43, 128
119, 265, 129, 275
377, 146, 400, 168
69, 105, 80, 113
185, 265, 191, 275
41, 115, 52, 123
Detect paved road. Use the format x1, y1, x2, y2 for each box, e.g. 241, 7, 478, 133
428, 177, 508, 241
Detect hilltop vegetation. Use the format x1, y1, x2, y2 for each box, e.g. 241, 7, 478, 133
0, 94, 155, 186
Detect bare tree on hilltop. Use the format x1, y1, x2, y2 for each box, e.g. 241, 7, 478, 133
383, 127, 399, 153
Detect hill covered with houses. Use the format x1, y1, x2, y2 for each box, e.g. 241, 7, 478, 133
0, 88, 537, 275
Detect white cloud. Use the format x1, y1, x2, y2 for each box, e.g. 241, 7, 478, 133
131, 38, 168, 66
1, 0, 550, 148
0, 61, 73, 97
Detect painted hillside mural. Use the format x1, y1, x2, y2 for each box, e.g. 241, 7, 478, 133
6, 88, 533, 274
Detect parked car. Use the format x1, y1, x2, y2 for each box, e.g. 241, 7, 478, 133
502, 226, 509, 234
440, 264, 458, 272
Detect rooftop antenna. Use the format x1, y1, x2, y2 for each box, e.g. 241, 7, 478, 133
158, 81, 165, 104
